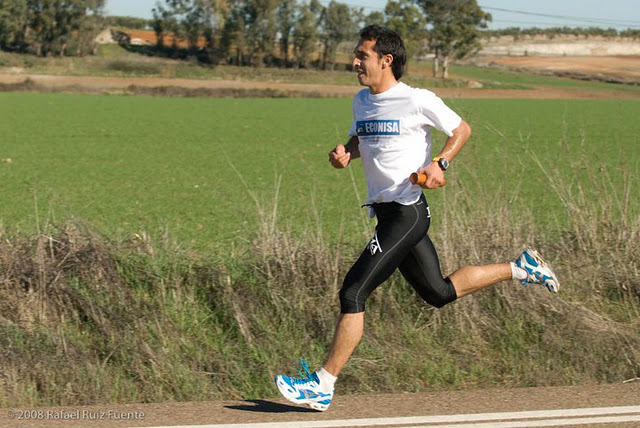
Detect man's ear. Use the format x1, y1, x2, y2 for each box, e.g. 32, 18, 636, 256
382, 53, 394, 69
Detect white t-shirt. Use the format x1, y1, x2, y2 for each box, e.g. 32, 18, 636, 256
348, 82, 462, 206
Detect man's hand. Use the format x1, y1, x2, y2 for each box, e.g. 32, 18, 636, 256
328, 144, 351, 169
417, 162, 445, 189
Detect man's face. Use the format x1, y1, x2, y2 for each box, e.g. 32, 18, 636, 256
352, 38, 388, 88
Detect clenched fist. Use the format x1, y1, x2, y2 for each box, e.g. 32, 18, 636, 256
328, 144, 351, 168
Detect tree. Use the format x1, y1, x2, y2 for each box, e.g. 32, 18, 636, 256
152, 0, 226, 62
384, 0, 426, 62
276, 0, 296, 65
292, 0, 322, 68
155, 0, 200, 55
221, 0, 278, 67
247, 0, 279, 66
177, 0, 226, 57
220, 3, 247, 65
364, 11, 385, 27
200, 0, 228, 64
318, 1, 357, 70
415, 0, 491, 78
151, 4, 170, 49
73, 3, 105, 56
0, 0, 28, 52
104, 16, 150, 30
25, 0, 105, 57
182, 1, 207, 52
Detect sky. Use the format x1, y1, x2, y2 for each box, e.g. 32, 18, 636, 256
104, 0, 640, 31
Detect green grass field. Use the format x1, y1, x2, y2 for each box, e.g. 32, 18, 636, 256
1, 93, 639, 251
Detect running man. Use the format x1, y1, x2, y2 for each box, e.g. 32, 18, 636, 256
274, 25, 559, 412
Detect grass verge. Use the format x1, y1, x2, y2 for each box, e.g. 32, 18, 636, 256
0, 156, 637, 407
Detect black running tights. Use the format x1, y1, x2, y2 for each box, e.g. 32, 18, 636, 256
339, 194, 457, 313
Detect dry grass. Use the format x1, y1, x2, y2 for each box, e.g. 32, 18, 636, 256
0, 159, 638, 406
0, 78, 336, 98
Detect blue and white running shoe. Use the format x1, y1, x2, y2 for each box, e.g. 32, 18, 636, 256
515, 248, 559, 293
274, 358, 333, 411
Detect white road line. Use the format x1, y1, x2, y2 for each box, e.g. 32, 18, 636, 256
409, 414, 640, 427
142, 405, 640, 428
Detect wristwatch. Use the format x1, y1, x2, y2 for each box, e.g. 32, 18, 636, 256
433, 157, 449, 171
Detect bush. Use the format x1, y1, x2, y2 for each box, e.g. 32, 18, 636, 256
106, 59, 162, 75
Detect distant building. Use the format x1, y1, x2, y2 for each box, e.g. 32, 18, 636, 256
94, 28, 115, 44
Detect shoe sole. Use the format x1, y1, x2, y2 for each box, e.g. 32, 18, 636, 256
274, 376, 331, 411
308, 401, 330, 411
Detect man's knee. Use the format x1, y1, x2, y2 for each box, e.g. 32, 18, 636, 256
427, 294, 455, 308
339, 279, 367, 313
421, 277, 457, 308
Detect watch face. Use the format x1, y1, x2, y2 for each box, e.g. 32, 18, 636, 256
439, 158, 449, 170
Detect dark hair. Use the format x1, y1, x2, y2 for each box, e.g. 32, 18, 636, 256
359, 25, 406, 80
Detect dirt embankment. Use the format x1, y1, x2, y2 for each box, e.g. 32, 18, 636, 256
481, 34, 640, 57
475, 55, 640, 86
476, 35, 640, 85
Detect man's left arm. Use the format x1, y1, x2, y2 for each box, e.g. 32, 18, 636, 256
418, 120, 471, 189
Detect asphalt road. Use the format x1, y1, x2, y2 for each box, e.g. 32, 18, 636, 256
4, 382, 640, 428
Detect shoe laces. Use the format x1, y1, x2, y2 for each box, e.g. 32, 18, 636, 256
290, 358, 316, 386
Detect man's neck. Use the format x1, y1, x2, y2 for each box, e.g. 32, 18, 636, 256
369, 77, 398, 95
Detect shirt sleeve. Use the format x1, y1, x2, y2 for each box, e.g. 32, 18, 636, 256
348, 120, 357, 137
418, 89, 462, 137
347, 91, 363, 137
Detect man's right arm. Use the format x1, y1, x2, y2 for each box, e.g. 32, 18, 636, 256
329, 135, 360, 168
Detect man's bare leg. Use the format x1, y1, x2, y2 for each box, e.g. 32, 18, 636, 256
323, 312, 364, 377
449, 263, 512, 298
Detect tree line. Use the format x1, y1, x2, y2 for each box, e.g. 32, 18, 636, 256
483, 26, 640, 40
2, 1, 637, 79
0, 0, 491, 77
148, 0, 490, 78
0, 0, 105, 56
